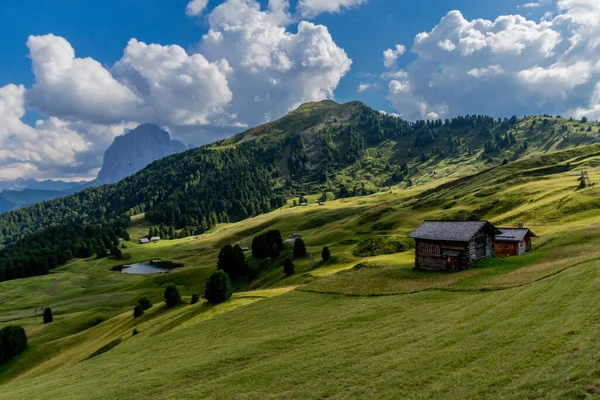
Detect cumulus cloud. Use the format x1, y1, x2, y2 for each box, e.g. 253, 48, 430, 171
385, 0, 600, 120
186, 0, 209, 16
357, 82, 379, 93
383, 44, 406, 69
297, 0, 368, 18
199, 0, 352, 125
114, 39, 233, 125
0, 84, 114, 180
26, 34, 141, 125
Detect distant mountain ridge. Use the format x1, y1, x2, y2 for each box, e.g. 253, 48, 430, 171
95, 124, 187, 185
0, 124, 187, 213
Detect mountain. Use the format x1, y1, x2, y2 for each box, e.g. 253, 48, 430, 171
0, 189, 73, 213
0, 178, 86, 192
94, 124, 187, 185
0, 179, 89, 213
1, 100, 599, 252
0, 124, 186, 214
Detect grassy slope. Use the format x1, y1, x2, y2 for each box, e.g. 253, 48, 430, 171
3, 144, 600, 397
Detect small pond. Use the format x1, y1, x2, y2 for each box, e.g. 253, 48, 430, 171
112, 260, 183, 275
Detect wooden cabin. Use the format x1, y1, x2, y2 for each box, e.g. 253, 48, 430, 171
408, 221, 500, 272
495, 226, 537, 256
150, 236, 161, 243
139, 238, 150, 245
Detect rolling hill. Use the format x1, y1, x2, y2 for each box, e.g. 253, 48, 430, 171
1, 139, 600, 398
1, 100, 599, 250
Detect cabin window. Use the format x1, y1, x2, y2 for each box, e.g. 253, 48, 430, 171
422, 244, 441, 255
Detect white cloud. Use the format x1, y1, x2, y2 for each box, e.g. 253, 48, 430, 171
384, 0, 600, 120
297, 0, 368, 18
186, 0, 209, 16
0, 84, 98, 180
357, 82, 379, 93
199, 0, 352, 125
114, 39, 233, 125
26, 34, 142, 125
518, 2, 541, 9
383, 44, 406, 69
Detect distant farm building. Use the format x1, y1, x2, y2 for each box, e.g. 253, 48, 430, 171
408, 221, 500, 272
150, 236, 161, 243
139, 238, 150, 244
285, 233, 302, 244
318, 201, 326, 206
300, 202, 309, 206
241, 247, 250, 252
495, 224, 538, 256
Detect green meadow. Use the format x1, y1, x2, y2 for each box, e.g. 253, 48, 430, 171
3, 143, 600, 398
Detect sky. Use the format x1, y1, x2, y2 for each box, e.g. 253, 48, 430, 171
0, 0, 598, 181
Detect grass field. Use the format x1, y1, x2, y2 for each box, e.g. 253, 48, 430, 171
3, 144, 600, 398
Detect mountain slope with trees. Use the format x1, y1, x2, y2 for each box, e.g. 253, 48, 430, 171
0, 100, 599, 281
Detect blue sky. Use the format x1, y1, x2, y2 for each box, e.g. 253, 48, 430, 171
0, 0, 598, 181
0, 0, 547, 113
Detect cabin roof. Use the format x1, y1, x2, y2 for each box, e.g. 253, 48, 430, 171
408, 220, 500, 242
495, 228, 537, 243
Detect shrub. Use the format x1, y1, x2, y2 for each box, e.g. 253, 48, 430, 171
217, 244, 248, 281
133, 304, 144, 318
132, 329, 139, 336
284, 258, 295, 276
137, 296, 152, 310
205, 270, 232, 304
110, 245, 123, 259
352, 236, 411, 257
96, 246, 107, 259
293, 238, 307, 258
191, 293, 200, 304
321, 246, 331, 262
164, 284, 181, 308
252, 230, 283, 259
43, 307, 53, 324
0, 326, 28, 361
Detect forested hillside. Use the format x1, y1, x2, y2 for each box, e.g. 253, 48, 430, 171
0, 100, 599, 281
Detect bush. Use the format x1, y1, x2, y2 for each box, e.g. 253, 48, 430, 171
43, 307, 53, 324
204, 270, 232, 304
352, 236, 411, 257
137, 296, 152, 310
110, 245, 123, 259
164, 284, 181, 308
293, 238, 307, 258
191, 293, 200, 304
284, 258, 295, 276
0, 326, 28, 361
321, 246, 331, 262
252, 230, 283, 259
132, 329, 139, 336
133, 304, 144, 318
217, 244, 248, 281
96, 246, 107, 259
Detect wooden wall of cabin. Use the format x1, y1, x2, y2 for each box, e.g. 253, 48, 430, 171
468, 233, 495, 261
414, 240, 471, 271
495, 242, 518, 257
